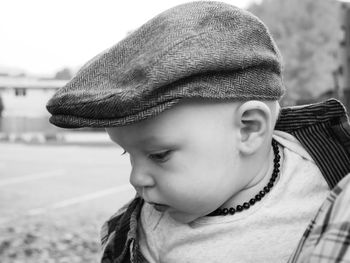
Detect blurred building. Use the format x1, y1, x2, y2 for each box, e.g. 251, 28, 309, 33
0, 76, 66, 117
0, 76, 66, 136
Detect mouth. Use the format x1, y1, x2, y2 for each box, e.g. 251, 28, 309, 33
150, 203, 169, 212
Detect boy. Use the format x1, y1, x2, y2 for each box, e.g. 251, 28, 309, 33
47, 1, 350, 262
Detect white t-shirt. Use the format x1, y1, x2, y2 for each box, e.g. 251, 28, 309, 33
138, 131, 329, 263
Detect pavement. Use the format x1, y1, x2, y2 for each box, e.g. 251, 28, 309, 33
0, 142, 135, 225
0, 131, 114, 146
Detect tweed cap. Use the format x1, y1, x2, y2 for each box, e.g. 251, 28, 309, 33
47, 1, 285, 128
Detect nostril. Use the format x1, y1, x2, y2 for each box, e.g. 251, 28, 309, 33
129, 167, 155, 188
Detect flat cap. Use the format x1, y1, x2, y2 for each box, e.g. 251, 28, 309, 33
47, 1, 285, 128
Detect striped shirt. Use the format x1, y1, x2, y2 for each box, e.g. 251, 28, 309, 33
100, 99, 350, 263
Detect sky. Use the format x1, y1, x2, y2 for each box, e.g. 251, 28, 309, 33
0, 0, 259, 76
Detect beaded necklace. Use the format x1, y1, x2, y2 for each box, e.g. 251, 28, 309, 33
208, 139, 280, 216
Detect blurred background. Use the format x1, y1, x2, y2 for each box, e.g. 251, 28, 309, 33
0, 0, 348, 262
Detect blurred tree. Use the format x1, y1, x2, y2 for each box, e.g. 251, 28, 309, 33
0, 95, 4, 117
15, 73, 26, 78
54, 67, 73, 80
248, 0, 342, 105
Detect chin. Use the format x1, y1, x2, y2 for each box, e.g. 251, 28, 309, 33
168, 211, 199, 224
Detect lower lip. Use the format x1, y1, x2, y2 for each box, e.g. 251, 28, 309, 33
153, 204, 169, 212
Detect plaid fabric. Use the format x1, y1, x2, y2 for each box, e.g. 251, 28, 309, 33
288, 174, 350, 263
100, 197, 146, 263
100, 99, 350, 263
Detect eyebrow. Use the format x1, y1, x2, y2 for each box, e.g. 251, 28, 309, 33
131, 134, 177, 149
136, 135, 167, 145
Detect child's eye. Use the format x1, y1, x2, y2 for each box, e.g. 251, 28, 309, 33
121, 150, 127, 156
149, 150, 172, 162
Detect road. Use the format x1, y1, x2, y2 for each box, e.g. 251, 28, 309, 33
0, 142, 136, 225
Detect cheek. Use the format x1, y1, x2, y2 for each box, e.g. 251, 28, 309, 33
158, 143, 239, 206
193, 145, 238, 177
160, 164, 235, 209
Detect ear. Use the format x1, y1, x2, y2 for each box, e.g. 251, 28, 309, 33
236, 101, 272, 155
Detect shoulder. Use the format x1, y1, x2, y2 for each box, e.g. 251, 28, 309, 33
289, 174, 350, 263
100, 197, 144, 262
276, 99, 350, 189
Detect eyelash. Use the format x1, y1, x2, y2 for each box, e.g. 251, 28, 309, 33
149, 150, 172, 162
120, 149, 172, 163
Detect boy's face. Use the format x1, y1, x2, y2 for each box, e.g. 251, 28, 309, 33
106, 100, 246, 223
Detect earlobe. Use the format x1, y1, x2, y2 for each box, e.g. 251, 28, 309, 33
237, 101, 272, 155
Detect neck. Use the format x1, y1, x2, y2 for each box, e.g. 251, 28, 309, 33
220, 144, 275, 209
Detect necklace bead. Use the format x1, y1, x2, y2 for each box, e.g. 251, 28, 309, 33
208, 139, 280, 216
255, 194, 262, 201
236, 205, 243, 212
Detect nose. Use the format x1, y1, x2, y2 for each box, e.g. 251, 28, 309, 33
129, 164, 155, 189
